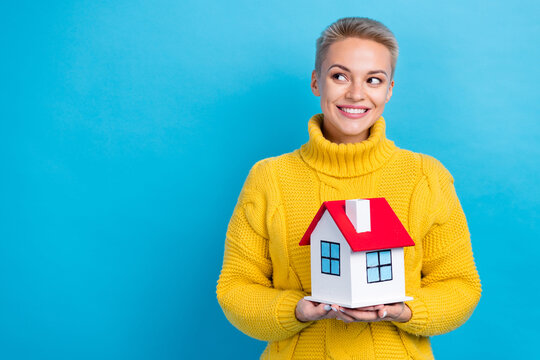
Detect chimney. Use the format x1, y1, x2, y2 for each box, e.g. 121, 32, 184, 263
345, 199, 371, 233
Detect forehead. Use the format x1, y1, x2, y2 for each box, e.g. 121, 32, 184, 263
323, 37, 392, 73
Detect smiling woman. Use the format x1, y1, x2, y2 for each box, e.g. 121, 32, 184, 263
311, 37, 394, 144
217, 17, 481, 360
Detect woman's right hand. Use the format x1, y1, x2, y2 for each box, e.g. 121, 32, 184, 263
295, 298, 337, 322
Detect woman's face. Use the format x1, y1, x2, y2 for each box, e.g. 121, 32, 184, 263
311, 37, 394, 144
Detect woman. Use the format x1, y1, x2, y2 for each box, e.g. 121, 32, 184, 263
217, 17, 481, 359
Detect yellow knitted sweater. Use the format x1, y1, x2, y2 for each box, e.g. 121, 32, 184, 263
217, 114, 481, 360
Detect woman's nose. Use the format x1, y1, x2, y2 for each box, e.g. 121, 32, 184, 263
346, 82, 365, 101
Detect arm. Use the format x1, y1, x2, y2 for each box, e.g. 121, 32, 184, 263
393, 155, 482, 336
216, 161, 312, 341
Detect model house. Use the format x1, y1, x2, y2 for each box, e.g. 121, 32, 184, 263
299, 198, 415, 308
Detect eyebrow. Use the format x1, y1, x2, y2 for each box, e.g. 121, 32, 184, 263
327, 64, 388, 78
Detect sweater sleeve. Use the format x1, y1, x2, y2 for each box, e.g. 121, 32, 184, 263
393, 155, 482, 336
216, 160, 312, 342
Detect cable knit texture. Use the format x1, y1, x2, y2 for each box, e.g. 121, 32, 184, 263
217, 114, 481, 359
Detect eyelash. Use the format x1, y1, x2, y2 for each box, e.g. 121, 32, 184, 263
332, 73, 347, 81
332, 73, 384, 85
367, 77, 383, 85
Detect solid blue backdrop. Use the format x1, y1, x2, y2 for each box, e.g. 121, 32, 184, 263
2, 0, 538, 358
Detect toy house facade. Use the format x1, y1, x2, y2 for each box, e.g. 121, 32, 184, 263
299, 198, 415, 308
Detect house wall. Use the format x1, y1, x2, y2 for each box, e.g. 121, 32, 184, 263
351, 248, 406, 304
310, 211, 352, 305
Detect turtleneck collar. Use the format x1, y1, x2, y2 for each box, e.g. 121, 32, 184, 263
299, 113, 397, 178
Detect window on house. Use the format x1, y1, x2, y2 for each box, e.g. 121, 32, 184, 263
321, 241, 340, 276
366, 250, 393, 283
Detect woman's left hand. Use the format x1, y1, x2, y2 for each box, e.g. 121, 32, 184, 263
334, 302, 411, 324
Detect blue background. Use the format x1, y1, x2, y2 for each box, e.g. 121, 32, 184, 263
3, 1, 539, 358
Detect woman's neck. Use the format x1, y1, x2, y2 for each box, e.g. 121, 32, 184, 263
299, 113, 397, 178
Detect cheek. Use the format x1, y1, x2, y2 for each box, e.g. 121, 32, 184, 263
372, 88, 390, 105
321, 81, 342, 102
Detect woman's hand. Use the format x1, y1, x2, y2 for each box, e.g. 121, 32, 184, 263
337, 302, 411, 324
296, 299, 411, 323
295, 299, 340, 322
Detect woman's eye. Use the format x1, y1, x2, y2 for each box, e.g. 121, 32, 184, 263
367, 77, 382, 85
333, 73, 347, 81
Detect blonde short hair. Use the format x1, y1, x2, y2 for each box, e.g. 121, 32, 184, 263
315, 17, 399, 79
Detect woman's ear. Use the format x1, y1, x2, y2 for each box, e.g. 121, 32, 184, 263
385, 80, 394, 103
311, 70, 321, 97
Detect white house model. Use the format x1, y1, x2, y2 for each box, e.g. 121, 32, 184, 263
299, 198, 415, 308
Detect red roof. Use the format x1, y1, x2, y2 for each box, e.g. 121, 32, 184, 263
299, 198, 414, 252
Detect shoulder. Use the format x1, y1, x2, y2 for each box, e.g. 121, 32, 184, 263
391, 148, 454, 184
390, 149, 458, 215
244, 154, 287, 183
245, 151, 305, 184
239, 152, 299, 205
241, 157, 278, 195
418, 153, 454, 184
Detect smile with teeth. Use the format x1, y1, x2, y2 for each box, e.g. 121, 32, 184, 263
337, 106, 369, 114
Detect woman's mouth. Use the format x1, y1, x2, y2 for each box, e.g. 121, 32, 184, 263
337, 105, 370, 118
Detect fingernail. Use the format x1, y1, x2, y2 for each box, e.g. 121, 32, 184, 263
324, 305, 331, 311
339, 308, 345, 313
382, 310, 387, 318
332, 307, 337, 312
